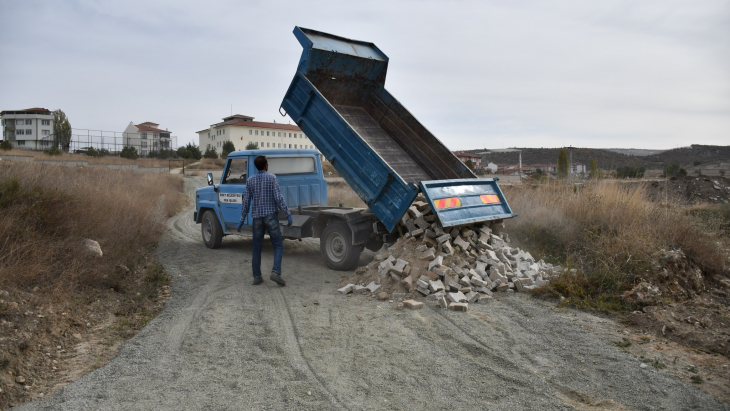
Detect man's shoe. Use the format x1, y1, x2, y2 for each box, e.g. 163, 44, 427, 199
253, 277, 264, 285
270, 273, 286, 287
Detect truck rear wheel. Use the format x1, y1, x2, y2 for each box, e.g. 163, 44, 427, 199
320, 220, 362, 271
202, 210, 223, 249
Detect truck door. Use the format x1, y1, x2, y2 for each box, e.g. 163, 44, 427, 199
218, 156, 250, 230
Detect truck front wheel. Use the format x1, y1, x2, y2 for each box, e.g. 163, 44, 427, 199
320, 220, 362, 271
202, 210, 223, 249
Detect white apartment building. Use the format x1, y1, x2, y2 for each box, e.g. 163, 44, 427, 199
0, 107, 54, 150
123, 121, 172, 157
197, 114, 317, 153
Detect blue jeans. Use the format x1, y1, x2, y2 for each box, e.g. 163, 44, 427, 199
252, 213, 284, 278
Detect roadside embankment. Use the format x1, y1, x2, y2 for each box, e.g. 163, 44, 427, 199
0, 162, 185, 409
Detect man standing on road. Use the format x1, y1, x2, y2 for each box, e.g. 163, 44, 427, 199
238, 155, 292, 286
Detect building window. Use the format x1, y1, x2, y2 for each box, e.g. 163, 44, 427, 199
208, 132, 210, 137
142, 150, 147, 156
249, 130, 252, 135
42, 130, 50, 135
154, 133, 159, 139
294, 144, 297, 149
255, 130, 258, 135
41, 120, 50, 126
141, 141, 148, 148
288, 144, 291, 148
16, 129, 24, 135
17, 140, 25, 146
141, 133, 147, 139
222, 129, 225, 134
26, 129, 32, 135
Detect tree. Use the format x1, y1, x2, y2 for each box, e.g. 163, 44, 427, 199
0, 141, 11, 151
589, 158, 598, 179
245, 142, 259, 150
120, 146, 139, 160
616, 166, 645, 179
185, 143, 202, 160
464, 159, 475, 170
52, 109, 72, 151
557, 149, 569, 179
85, 147, 102, 157
177, 146, 192, 159
664, 163, 687, 178
203, 146, 218, 159
221, 141, 236, 158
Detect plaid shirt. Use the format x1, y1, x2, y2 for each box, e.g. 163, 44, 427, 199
241, 170, 291, 221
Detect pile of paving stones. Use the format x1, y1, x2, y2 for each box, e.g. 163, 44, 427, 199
338, 198, 562, 312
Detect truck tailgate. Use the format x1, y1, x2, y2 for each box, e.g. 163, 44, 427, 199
420, 178, 516, 228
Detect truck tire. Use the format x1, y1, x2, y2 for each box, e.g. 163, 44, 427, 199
201, 210, 223, 249
320, 220, 363, 271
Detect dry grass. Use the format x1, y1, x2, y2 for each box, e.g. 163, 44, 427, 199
0, 162, 183, 290
327, 180, 365, 207
0, 148, 175, 167
185, 158, 226, 170
503, 181, 726, 311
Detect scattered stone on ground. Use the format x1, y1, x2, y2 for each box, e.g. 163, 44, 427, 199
337, 195, 563, 312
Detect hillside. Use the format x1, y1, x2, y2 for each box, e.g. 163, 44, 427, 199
467, 145, 730, 170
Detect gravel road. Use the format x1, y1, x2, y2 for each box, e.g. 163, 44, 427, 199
15, 177, 729, 410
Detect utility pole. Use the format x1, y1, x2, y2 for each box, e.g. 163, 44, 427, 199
518, 150, 522, 183
566, 146, 575, 184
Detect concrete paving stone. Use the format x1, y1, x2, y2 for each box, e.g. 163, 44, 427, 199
442, 241, 455, 255
459, 287, 472, 294
410, 228, 425, 237
392, 292, 406, 299
401, 276, 415, 292
436, 234, 451, 244
477, 294, 493, 303
403, 299, 424, 309
416, 286, 431, 296
415, 244, 428, 253
448, 302, 469, 311
453, 236, 469, 251
407, 205, 422, 219
428, 255, 444, 271
365, 281, 380, 293
438, 296, 449, 308
449, 227, 460, 239
391, 272, 402, 282
472, 278, 487, 288
416, 279, 429, 289
479, 225, 491, 236
429, 279, 445, 293
414, 216, 429, 230
432, 265, 449, 277
353, 285, 367, 294
459, 276, 472, 287
338, 284, 355, 294
418, 248, 436, 261
448, 291, 467, 303
496, 283, 510, 292
466, 291, 479, 303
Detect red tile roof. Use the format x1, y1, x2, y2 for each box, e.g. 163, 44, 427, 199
197, 121, 302, 133
453, 151, 481, 158
0, 107, 52, 115
135, 124, 171, 133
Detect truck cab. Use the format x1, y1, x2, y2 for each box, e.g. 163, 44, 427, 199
194, 149, 327, 244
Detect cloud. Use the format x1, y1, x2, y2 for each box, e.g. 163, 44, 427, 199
0, 0, 727, 150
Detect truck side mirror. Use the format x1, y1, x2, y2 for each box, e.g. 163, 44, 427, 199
207, 173, 214, 186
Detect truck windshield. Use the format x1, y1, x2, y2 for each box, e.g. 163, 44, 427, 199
223, 158, 247, 184
268, 157, 315, 175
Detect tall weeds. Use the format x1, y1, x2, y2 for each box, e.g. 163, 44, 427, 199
0, 163, 184, 292
503, 181, 725, 310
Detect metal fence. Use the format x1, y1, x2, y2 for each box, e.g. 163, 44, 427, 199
39, 128, 178, 156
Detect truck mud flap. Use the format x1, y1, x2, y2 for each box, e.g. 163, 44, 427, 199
419, 178, 516, 228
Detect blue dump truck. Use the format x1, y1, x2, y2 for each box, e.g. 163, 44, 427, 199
195, 27, 515, 270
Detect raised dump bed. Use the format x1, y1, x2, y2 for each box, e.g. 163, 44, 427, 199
281, 27, 515, 231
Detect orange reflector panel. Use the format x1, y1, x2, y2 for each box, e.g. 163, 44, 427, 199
480, 194, 501, 204
434, 197, 462, 209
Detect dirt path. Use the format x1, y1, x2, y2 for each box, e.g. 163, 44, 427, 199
14, 177, 729, 410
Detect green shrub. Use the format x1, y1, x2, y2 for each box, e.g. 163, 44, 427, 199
0, 141, 11, 151
120, 146, 139, 160
44, 146, 62, 156
203, 147, 218, 159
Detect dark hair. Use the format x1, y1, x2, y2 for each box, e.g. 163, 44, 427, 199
254, 155, 267, 171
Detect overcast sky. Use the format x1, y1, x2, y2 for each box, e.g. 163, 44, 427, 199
1, 0, 728, 150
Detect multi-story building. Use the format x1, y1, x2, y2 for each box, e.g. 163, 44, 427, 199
0, 107, 54, 150
197, 114, 317, 153
453, 151, 483, 169
123, 121, 172, 157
